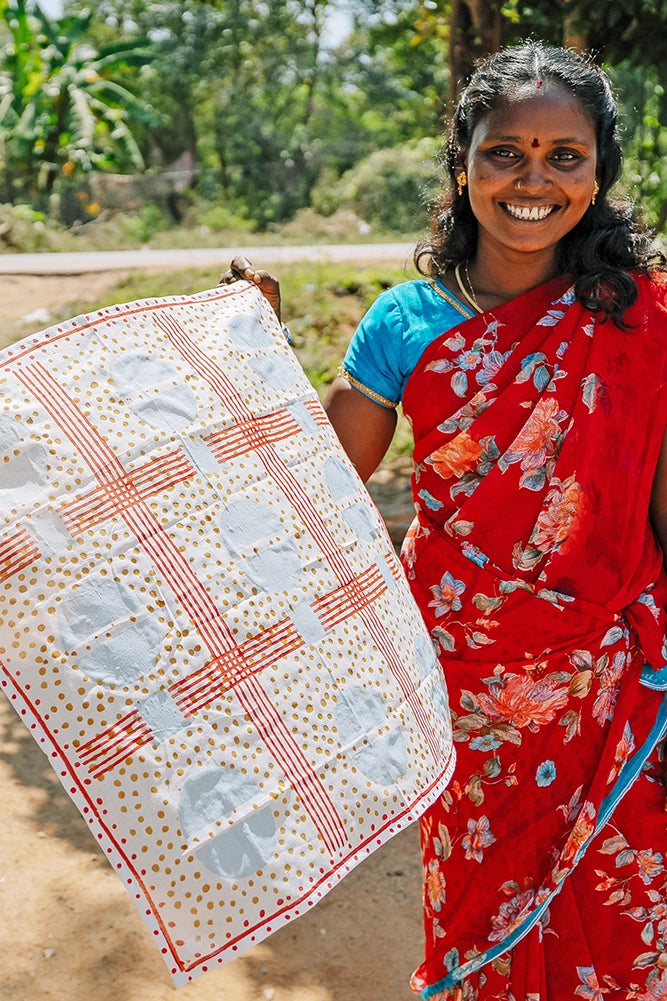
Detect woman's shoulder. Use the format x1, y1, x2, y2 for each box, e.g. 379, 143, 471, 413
375, 277, 472, 320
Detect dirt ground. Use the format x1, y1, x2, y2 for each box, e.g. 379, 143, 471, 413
1, 272, 132, 350
0, 272, 423, 1001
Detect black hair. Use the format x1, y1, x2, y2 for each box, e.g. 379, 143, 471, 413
415, 41, 664, 327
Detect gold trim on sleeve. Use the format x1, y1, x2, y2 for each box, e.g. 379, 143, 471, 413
337, 367, 399, 409
427, 279, 475, 319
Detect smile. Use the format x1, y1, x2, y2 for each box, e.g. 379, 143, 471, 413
502, 203, 558, 221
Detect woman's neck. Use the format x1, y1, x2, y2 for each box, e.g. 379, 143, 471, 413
467, 244, 560, 308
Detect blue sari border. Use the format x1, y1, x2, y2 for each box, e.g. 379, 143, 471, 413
640, 661, 667, 690
418, 694, 667, 1000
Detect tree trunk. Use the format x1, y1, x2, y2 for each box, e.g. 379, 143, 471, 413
448, 0, 504, 108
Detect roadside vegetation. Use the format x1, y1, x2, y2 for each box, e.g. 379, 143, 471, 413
0, 0, 664, 254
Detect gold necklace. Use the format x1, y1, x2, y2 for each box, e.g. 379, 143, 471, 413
454, 261, 483, 314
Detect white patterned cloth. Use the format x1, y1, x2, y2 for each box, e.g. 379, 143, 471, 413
0, 282, 454, 985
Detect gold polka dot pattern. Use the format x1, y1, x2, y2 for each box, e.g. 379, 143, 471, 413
0, 282, 455, 985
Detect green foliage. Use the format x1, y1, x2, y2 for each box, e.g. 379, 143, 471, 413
0, 201, 60, 250
64, 0, 449, 230
194, 202, 251, 233
610, 62, 667, 233
1, 0, 663, 237
312, 137, 441, 233
0, 0, 155, 205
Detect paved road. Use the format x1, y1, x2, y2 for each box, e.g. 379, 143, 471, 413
0, 242, 415, 275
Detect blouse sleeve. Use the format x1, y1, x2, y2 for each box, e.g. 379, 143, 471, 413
339, 290, 406, 410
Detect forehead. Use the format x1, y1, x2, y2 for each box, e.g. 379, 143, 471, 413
471, 85, 596, 146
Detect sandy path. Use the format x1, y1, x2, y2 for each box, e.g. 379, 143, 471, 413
0, 272, 424, 1001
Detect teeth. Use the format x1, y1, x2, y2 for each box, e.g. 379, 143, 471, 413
505, 203, 555, 221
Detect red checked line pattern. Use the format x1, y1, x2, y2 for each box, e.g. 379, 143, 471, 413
205, 399, 327, 463
13, 358, 347, 856
78, 709, 155, 779
0, 528, 40, 584
169, 563, 393, 715
159, 313, 444, 765
170, 618, 304, 715
60, 448, 196, 536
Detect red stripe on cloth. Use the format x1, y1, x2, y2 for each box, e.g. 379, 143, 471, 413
171, 619, 305, 715
61, 449, 195, 535
78, 713, 155, 776
15, 359, 347, 853
162, 316, 443, 781
78, 708, 144, 756
0, 528, 40, 582
205, 410, 301, 462
303, 398, 331, 426
316, 576, 387, 631
239, 673, 348, 853
0, 657, 183, 969
170, 646, 251, 707
90, 731, 156, 779
360, 605, 443, 765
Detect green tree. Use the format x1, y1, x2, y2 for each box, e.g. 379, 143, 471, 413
70, 0, 339, 225
0, 0, 155, 202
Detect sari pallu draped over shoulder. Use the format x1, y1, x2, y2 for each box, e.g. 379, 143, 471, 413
401, 275, 667, 999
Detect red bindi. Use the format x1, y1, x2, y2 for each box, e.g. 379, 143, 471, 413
531, 138, 540, 148
536, 79, 543, 88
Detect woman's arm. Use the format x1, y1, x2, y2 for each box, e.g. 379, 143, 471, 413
324, 377, 397, 483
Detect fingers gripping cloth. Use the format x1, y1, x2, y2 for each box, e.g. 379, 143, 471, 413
0, 282, 455, 985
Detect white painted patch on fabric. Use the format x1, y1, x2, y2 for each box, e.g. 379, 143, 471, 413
228, 312, 273, 348
324, 456, 358, 501
137, 690, 189, 742
286, 401, 320, 435
26, 508, 72, 557
248, 354, 295, 389
219, 499, 282, 556
289, 597, 327, 644
343, 502, 379, 541
182, 436, 220, 474
0, 442, 48, 506
179, 767, 277, 878
335, 686, 407, 785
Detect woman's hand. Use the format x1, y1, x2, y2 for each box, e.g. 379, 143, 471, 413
218, 255, 281, 322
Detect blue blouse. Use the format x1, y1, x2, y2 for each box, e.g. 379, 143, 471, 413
340, 279, 475, 409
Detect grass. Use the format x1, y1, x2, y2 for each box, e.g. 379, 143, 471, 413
0, 201, 419, 255
41, 259, 418, 463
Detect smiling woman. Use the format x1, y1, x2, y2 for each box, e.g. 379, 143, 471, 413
463, 85, 598, 271
222, 39, 667, 1001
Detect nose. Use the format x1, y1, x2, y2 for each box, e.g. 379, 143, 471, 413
515, 160, 552, 191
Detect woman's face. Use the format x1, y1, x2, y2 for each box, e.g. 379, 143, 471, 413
464, 83, 598, 264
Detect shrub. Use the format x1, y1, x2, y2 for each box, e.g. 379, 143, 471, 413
311, 138, 441, 234
0, 203, 60, 252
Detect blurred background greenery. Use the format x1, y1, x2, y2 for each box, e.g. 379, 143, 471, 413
0, 0, 664, 253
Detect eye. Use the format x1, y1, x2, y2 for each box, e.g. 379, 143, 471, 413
489, 147, 519, 159
551, 149, 583, 163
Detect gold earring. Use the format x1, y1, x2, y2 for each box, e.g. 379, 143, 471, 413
456, 171, 467, 197
592, 181, 600, 205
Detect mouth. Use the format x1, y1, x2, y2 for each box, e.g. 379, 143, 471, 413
500, 203, 559, 222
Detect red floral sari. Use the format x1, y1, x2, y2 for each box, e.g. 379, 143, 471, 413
401, 275, 667, 1000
